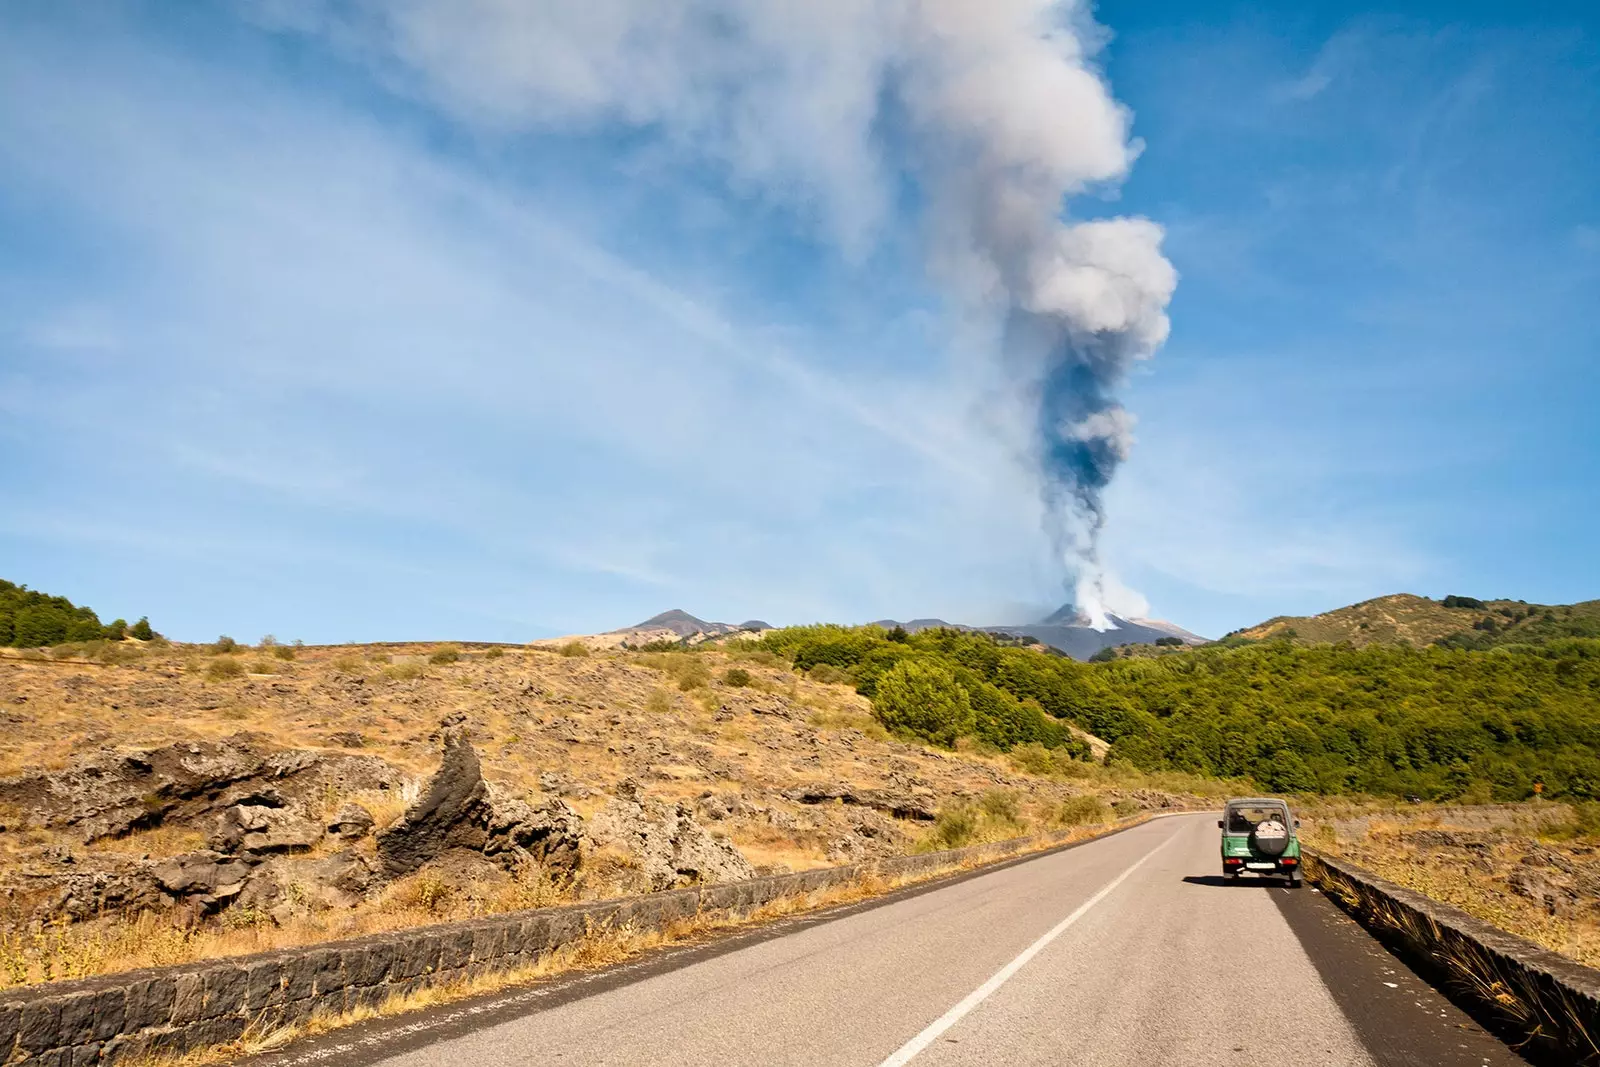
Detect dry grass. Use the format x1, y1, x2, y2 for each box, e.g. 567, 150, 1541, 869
0, 639, 1199, 994
1302, 801, 1600, 967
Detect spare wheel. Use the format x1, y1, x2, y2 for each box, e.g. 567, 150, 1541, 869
1251, 819, 1290, 857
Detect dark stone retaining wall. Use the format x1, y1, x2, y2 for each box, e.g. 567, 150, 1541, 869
1308, 850, 1600, 1066
0, 817, 1149, 1064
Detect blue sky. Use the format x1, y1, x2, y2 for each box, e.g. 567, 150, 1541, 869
2, 1, 1596, 643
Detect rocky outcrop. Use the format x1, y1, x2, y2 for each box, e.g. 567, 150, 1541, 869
376, 729, 587, 880
782, 782, 937, 821
0, 734, 404, 843
376, 730, 495, 877
585, 780, 756, 891
209, 798, 322, 858
327, 803, 375, 841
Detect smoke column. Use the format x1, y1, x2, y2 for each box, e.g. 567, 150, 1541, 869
268, 0, 1177, 619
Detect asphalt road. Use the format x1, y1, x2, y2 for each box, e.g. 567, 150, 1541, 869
252, 813, 1531, 1067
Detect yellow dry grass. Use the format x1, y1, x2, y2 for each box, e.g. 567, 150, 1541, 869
1301, 801, 1600, 967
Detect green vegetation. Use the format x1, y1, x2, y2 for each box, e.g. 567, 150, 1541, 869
759, 618, 1600, 803
1097, 639, 1600, 800
0, 579, 153, 648
428, 644, 461, 665
721, 667, 753, 687
1238, 592, 1600, 651
759, 625, 1091, 757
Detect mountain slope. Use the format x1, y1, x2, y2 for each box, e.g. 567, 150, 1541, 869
1235, 593, 1600, 649
869, 607, 1207, 660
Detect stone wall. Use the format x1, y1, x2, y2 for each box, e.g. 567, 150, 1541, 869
1308, 850, 1600, 1066
0, 817, 1149, 1065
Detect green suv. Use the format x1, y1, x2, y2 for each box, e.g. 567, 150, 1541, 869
1219, 797, 1302, 887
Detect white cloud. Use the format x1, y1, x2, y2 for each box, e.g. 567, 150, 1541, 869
0, 16, 1066, 634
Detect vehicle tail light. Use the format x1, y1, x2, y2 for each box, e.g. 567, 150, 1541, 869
1224, 857, 1243, 865
1281, 858, 1298, 865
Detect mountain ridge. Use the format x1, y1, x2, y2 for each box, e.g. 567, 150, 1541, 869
618, 606, 1208, 660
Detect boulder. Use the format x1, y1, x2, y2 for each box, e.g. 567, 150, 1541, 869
585, 788, 756, 892
210, 802, 322, 857
375, 729, 493, 877
328, 802, 376, 841
150, 850, 253, 912
486, 797, 585, 877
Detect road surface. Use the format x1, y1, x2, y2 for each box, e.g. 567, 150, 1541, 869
250, 813, 1530, 1067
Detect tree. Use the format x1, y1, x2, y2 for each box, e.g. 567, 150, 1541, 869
129, 617, 154, 641
872, 659, 975, 748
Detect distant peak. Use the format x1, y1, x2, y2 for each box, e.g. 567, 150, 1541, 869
635, 609, 707, 628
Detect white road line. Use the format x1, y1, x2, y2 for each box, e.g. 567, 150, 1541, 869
875, 826, 1180, 1067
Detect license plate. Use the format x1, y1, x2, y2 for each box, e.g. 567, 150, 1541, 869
1245, 862, 1277, 870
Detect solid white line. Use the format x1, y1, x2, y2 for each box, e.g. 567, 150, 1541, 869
875, 827, 1180, 1067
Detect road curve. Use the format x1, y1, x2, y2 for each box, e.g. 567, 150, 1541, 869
248, 814, 1531, 1067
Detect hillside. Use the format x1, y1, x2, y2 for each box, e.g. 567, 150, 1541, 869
0, 578, 154, 647
1235, 592, 1600, 649
0, 637, 1197, 986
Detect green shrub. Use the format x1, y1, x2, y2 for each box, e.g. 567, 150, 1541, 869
429, 645, 461, 665
978, 789, 1021, 824
273, 644, 295, 661
383, 661, 426, 681
722, 667, 753, 688
645, 688, 674, 715
872, 659, 974, 748
129, 617, 154, 641
1054, 795, 1111, 827
923, 803, 979, 850
807, 663, 852, 686
485, 646, 506, 659
558, 641, 590, 658
211, 635, 238, 654
205, 658, 245, 682
674, 658, 711, 691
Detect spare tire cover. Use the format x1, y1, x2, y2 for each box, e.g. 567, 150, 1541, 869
1251, 819, 1290, 856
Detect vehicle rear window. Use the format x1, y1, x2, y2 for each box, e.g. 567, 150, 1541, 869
1226, 805, 1286, 832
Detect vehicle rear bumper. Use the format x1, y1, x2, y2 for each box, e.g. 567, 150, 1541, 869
1222, 857, 1300, 875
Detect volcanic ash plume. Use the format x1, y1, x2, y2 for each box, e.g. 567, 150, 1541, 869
270, 0, 1177, 615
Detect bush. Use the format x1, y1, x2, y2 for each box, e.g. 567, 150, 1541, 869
923, 803, 979, 850
558, 641, 590, 658
383, 661, 426, 681
485, 646, 506, 659
645, 688, 674, 715
1054, 795, 1111, 827
806, 663, 852, 686
872, 659, 974, 748
674, 658, 711, 691
212, 636, 238, 654
429, 644, 461, 665
205, 658, 245, 682
722, 667, 753, 688
129, 617, 154, 641
1444, 595, 1487, 610
979, 789, 1021, 824
273, 644, 295, 661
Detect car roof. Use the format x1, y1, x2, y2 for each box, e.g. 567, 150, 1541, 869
1225, 797, 1289, 807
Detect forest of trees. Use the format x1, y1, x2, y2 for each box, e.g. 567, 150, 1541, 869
757, 624, 1600, 801
0, 579, 153, 647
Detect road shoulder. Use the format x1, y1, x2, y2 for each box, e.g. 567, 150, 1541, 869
1272, 882, 1531, 1067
